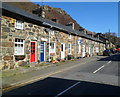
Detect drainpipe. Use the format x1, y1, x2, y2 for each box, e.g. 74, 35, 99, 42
98, 35, 100, 53
99, 42, 101, 53
81, 42, 83, 58
43, 23, 52, 62
48, 29, 51, 62
75, 35, 76, 58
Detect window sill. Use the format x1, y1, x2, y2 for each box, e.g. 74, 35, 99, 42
15, 27, 23, 30
15, 55, 25, 60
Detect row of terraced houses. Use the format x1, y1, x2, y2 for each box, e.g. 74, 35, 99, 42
0, 3, 115, 70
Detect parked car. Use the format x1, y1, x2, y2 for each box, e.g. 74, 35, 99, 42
103, 49, 112, 56
110, 48, 116, 54
116, 48, 120, 53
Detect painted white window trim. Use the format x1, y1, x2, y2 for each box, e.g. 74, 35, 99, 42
51, 31, 55, 35
68, 43, 71, 54
14, 39, 25, 55
50, 42, 56, 53
54, 42, 56, 53
78, 38, 81, 44
79, 37, 82, 40
15, 20, 24, 30
78, 44, 81, 54
96, 47, 99, 53
86, 39, 88, 43
89, 46, 91, 54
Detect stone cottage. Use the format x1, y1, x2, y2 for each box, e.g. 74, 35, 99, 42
0, 3, 105, 70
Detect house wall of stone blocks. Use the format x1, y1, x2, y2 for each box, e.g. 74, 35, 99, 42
1, 15, 105, 70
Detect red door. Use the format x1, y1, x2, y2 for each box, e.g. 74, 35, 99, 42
30, 42, 36, 62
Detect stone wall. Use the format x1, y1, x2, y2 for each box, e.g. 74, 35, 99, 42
1, 16, 46, 69
1, 16, 80, 69
99, 43, 105, 54
54, 32, 80, 59
1, 15, 105, 70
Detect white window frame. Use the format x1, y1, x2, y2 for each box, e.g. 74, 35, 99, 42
68, 34, 71, 39
14, 39, 25, 55
78, 37, 82, 54
96, 47, 99, 53
78, 44, 81, 54
50, 42, 56, 53
15, 20, 24, 30
51, 31, 55, 35
68, 43, 71, 54
86, 39, 88, 43
89, 46, 91, 54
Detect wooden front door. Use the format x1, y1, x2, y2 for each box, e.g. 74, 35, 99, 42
61, 43, 65, 59
30, 41, 36, 62
82, 45, 85, 57
40, 41, 45, 62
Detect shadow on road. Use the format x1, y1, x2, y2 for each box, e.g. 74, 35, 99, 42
97, 54, 120, 61
3, 77, 120, 96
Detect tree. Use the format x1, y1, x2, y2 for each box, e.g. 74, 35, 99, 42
105, 32, 118, 46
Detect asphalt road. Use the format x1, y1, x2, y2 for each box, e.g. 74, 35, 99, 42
3, 54, 120, 96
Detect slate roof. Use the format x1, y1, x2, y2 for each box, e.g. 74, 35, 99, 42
1, 2, 104, 43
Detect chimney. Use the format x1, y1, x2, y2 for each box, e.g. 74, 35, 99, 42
32, 5, 45, 18
41, 11, 45, 18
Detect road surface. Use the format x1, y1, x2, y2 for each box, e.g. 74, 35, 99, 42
3, 54, 120, 96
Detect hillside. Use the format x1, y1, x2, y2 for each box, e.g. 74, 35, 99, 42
5, 2, 85, 31
4, 2, 119, 46
37, 5, 83, 30
6, 2, 37, 13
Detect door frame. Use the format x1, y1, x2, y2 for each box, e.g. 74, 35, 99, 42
82, 45, 85, 57
40, 41, 46, 62
78, 44, 81, 54
30, 41, 37, 63
61, 43, 65, 59
88, 45, 91, 55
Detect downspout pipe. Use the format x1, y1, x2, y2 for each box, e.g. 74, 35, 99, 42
46, 27, 52, 62
48, 29, 51, 62
75, 35, 76, 58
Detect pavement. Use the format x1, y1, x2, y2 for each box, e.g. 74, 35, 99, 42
2, 54, 120, 96
2, 55, 98, 91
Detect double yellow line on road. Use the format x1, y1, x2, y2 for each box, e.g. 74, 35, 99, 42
2, 58, 96, 92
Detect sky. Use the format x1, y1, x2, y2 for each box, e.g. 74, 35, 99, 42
32, 2, 118, 36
